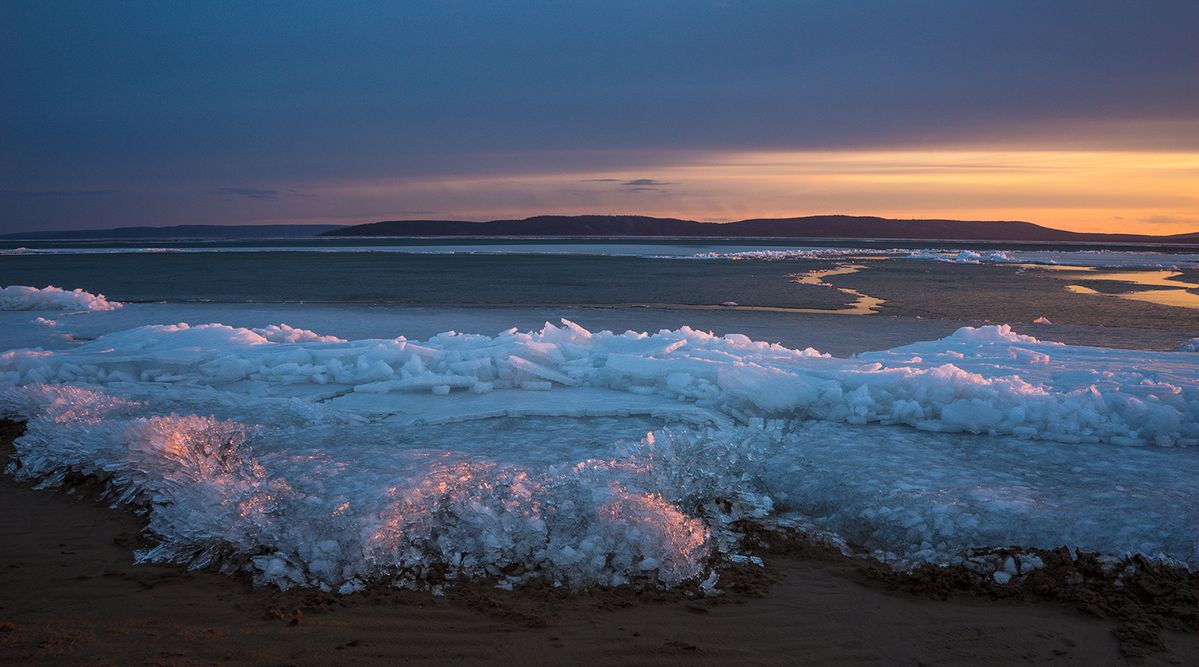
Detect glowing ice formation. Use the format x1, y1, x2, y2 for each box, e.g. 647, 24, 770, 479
3, 321, 1194, 446
0, 285, 123, 311
2, 319, 1197, 591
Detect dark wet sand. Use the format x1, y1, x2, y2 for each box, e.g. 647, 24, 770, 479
2, 425, 1196, 666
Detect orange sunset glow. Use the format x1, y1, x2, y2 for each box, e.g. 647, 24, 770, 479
240, 148, 1199, 234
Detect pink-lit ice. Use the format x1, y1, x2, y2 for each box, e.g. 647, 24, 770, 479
0, 285, 123, 311
2, 318, 1197, 592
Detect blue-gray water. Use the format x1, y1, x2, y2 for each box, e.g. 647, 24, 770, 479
1, 239, 1196, 351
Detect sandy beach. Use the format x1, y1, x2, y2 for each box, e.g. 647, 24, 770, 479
2, 422, 1195, 666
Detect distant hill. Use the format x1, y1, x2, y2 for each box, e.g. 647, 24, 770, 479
9, 217, 1197, 244
323, 215, 701, 237
323, 215, 1199, 244
1, 224, 344, 240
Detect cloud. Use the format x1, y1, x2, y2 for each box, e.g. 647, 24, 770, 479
582, 178, 674, 187
214, 187, 279, 199
383, 209, 441, 217
0, 189, 118, 198
1139, 215, 1196, 226
580, 177, 674, 192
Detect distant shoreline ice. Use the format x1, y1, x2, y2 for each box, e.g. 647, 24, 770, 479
4, 242, 1199, 269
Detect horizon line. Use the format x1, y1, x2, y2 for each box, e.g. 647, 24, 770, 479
6, 213, 1199, 240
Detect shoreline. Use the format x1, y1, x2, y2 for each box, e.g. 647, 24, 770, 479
2, 420, 1196, 664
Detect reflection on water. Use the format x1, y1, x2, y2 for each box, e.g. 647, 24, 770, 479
792, 264, 867, 285
1020, 264, 1199, 310
1064, 284, 1199, 309
623, 263, 886, 315
786, 264, 886, 315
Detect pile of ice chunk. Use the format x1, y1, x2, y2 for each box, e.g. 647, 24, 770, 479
688, 248, 1199, 269
3, 387, 765, 591
690, 248, 1022, 264
2, 319, 1198, 590
0, 285, 122, 311
688, 248, 903, 261
901, 249, 1199, 269
3, 320, 1195, 446
250, 323, 344, 343
904, 249, 1021, 264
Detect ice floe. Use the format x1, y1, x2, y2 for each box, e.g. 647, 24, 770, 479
3, 321, 1194, 446
0, 285, 122, 311
905, 249, 1021, 264
6, 242, 1199, 268
2, 319, 1197, 590
690, 247, 1199, 269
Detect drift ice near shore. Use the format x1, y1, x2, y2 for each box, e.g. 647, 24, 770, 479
2, 318, 1197, 591
688, 247, 1199, 268
4, 320, 1195, 446
0, 284, 123, 311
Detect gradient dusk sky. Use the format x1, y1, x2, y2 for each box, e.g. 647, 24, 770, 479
2, 1, 1198, 234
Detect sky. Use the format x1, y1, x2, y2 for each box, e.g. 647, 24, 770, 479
2, 1, 1198, 234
